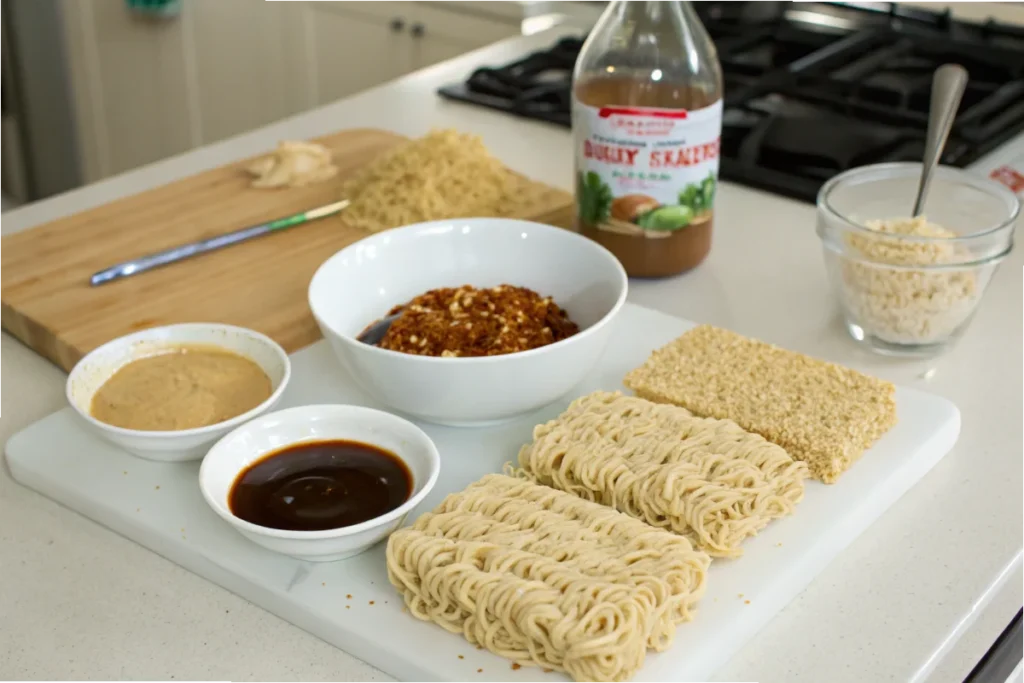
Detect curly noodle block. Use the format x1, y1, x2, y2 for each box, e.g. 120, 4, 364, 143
623, 325, 898, 483
513, 391, 808, 558
386, 474, 710, 682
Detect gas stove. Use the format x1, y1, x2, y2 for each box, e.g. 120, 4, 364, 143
438, 2, 1024, 203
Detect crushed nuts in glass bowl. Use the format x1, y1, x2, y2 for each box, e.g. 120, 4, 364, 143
816, 162, 1019, 357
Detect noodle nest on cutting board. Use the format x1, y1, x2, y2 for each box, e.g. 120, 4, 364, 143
337, 129, 567, 232
512, 391, 809, 558
386, 474, 710, 682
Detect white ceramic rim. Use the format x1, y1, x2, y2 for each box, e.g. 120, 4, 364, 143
198, 404, 442, 540
308, 218, 630, 364
66, 323, 292, 439
817, 161, 1022, 243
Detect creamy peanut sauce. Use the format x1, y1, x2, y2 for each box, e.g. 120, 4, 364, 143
90, 345, 272, 431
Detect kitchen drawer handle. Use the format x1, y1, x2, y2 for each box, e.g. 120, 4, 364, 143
411, 22, 425, 37
390, 17, 405, 32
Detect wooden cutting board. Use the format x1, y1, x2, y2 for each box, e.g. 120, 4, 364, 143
1, 129, 575, 372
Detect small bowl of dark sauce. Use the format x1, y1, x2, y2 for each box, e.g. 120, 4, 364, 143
199, 404, 440, 562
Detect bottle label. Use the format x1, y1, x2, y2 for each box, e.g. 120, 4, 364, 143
573, 99, 722, 237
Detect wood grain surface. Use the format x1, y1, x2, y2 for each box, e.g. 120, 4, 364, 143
1, 128, 575, 371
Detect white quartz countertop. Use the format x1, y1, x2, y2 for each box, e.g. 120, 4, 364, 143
2, 27, 1021, 683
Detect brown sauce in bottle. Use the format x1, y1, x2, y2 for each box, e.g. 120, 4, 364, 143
229, 440, 412, 531
572, 1, 723, 278
574, 77, 720, 278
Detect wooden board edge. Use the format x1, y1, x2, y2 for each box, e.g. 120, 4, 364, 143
2, 301, 80, 372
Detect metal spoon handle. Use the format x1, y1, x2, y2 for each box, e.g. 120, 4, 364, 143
912, 64, 969, 217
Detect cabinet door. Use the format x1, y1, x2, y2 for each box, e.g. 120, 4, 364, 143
409, 3, 520, 71
188, 0, 306, 144
62, 0, 310, 177
304, 4, 413, 105
73, 0, 195, 176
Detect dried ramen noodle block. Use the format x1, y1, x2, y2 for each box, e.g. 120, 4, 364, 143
386, 474, 710, 682
624, 324, 897, 483
513, 391, 808, 557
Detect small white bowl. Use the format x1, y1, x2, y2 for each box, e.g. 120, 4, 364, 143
67, 323, 290, 462
308, 218, 628, 426
199, 404, 441, 562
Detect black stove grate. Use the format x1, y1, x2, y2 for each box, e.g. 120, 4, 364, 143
442, 37, 582, 127
438, 1, 1024, 203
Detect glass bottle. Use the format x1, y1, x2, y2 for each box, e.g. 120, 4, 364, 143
572, 1, 724, 278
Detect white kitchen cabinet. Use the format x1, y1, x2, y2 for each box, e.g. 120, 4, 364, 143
305, 2, 521, 104
60, 0, 306, 178
188, 0, 307, 145
56, 0, 522, 184
304, 2, 415, 105
409, 3, 521, 70
70, 0, 195, 177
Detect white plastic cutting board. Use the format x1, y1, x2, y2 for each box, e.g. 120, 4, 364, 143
5, 304, 960, 682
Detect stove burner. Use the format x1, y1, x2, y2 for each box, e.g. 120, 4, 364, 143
438, 2, 1024, 203
442, 38, 581, 127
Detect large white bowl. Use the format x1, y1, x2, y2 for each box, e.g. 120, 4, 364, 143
308, 218, 628, 426
67, 323, 290, 462
199, 404, 441, 562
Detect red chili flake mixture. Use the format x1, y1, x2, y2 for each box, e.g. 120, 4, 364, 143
375, 285, 579, 357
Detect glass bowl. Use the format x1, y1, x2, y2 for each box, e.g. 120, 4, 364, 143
816, 162, 1019, 357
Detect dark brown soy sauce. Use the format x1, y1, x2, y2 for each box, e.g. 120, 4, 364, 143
229, 440, 413, 532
